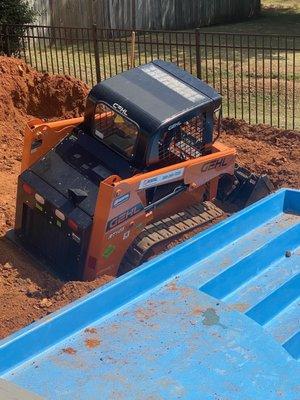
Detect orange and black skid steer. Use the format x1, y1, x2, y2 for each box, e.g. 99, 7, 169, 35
10, 60, 272, 280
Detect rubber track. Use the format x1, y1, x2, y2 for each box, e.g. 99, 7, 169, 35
120, 201, 223, 274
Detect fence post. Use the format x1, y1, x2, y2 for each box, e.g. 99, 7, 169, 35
195, 28, 202, 79
131, 0, 136, 31
92, 24, 101, 83
3, 25, 12, 56
131, 31, 136, 68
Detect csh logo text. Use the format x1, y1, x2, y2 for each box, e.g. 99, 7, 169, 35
106, 203, 144, 231
113, 103, 128, 116
201, 158, 228, 172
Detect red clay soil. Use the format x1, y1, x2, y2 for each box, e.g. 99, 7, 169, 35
0, 56, 299, 339
221, 118, 300, 189
0, 57, 113, 340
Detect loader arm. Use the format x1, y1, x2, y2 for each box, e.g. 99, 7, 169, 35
21, 113, 113, 173
21, 118, 83, 173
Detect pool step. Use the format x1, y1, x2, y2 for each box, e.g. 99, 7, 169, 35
198, 211, 300, 360
224, 250, 300, 312
200, 224, 299, 300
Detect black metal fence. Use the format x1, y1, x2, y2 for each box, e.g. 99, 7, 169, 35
1, 24, 300, 130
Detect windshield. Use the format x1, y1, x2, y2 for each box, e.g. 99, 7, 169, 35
94, 103, 139, 158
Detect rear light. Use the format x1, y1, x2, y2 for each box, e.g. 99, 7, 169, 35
23, 183, 33, 195
55, 209, 65, 221
35, 193, 45, 204
68, 219, 78, 232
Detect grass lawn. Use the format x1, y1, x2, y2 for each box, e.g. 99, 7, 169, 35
199, 0, 300, 36
196, 0, 300, 129
21, 0, 300, 130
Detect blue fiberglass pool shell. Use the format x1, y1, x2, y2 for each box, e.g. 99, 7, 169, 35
0, 189, 299, 399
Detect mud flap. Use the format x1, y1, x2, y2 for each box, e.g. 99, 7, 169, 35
218, 165, 274, 209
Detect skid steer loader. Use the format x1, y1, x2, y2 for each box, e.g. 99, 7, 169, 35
10, 60, 272, 280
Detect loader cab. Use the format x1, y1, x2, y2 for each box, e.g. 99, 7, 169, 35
83, 60, 222, 171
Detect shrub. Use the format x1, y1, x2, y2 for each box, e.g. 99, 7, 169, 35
0, 0, 36, 55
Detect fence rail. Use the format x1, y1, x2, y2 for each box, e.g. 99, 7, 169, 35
1, 24, 299, 130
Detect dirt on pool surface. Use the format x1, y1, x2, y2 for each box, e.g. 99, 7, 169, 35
0, 56, 299, 339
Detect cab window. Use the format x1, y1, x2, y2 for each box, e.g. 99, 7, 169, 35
94, 103, 139, 158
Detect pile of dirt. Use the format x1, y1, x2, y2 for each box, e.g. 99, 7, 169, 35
0, 244, 113, 339
0, 56, 299, 339
0, 57, 113, 339
0, 56, 89, 237
221, 118, 300, 189
0, 56, 88, 129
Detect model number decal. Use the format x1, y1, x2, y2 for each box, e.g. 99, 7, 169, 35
201, 158, 228, 172
107, 226, 125, 239
113, 193, 130, 208
106, 203, 144, 231
139, 168, 184, 189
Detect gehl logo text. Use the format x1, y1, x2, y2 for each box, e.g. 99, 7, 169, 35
107, 204, 144, 231
201, 158, 228, 172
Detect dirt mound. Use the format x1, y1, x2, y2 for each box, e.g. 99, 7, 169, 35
0, 243, 113, 339
0, 56, 88, 129
0, 57, 112, 339
221, 118, 300, 189
0, 56, 89, 237
0, 56, 299, 340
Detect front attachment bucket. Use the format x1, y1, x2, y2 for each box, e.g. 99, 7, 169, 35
218, 165, 274, 209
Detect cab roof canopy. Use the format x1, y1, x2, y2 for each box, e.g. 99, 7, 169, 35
87, 60, 222, 135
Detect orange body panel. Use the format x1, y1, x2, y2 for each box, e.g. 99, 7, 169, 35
85, 142, 236, 280
21, 113, 117, 173
20, 119, 236, 280
21, 117, 84, 172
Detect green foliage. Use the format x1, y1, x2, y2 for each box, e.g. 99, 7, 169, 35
0, 0, 36, 55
